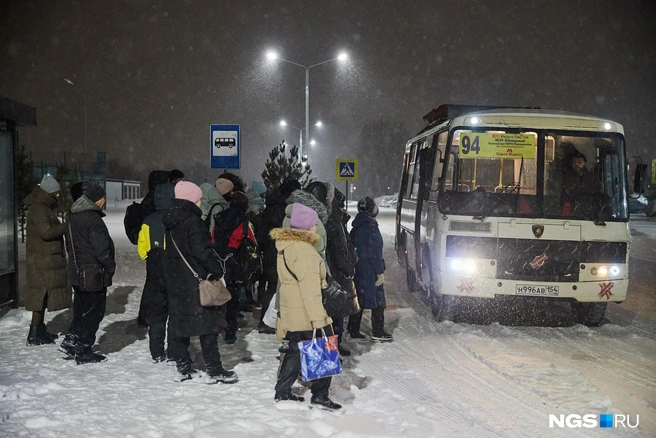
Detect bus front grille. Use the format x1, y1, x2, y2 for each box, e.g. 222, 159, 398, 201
496, 238, 580, 282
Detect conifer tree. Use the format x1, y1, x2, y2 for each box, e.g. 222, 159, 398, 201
261, 141, 312, 193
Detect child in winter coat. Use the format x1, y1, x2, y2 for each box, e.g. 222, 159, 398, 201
137, 183, 175, 362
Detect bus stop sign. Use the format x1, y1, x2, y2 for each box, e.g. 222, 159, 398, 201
210, 124, 240, 169
336, 159, 358, 181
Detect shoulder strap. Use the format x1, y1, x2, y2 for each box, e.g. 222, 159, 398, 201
281, 249, 298, 281
242, 220, 249, 239
170, 233, 201, 283
68, 221, 79, 271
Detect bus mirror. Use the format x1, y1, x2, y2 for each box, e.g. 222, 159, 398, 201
634, 164, 648, 194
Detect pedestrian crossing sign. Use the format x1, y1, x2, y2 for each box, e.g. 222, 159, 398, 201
336, 159, 358, 181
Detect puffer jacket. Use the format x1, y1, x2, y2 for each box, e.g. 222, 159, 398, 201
199, 183, 228, 234
271, 227, 331, 340
65, 195, 116, 288
24, 187, 70, 311
163, 198, 224, 338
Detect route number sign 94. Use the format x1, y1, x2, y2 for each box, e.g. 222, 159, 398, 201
459, 132, 535, 159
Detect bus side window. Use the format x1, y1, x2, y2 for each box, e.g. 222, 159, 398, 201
428, 131, 447, 201
404, 143, 418, 199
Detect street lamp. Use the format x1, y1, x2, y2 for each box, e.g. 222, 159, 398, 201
279, 119, 322, 160
64, 78, 88, 153
267, 50, 348, 162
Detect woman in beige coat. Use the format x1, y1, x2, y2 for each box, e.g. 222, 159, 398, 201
270, 203, 341, 410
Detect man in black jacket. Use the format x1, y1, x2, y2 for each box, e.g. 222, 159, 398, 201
61, 181, 116, 364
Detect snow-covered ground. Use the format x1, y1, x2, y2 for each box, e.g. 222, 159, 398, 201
1, 204, 655, 437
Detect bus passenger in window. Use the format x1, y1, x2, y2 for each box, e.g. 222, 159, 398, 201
562, 149, 602, 215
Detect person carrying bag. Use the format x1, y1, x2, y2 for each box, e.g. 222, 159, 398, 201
61, 182, 115, 365
270, 203, 342, 410
162, 181, 237, 384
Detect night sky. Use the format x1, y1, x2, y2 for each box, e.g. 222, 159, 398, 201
1, 0, 655, 195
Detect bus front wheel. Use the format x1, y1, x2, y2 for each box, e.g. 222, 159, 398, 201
571, 302, 607, 326
431, 289, 454, 322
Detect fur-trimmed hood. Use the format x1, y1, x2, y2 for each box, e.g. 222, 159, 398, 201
270, 227, 320, 249
285, 189, 328, 225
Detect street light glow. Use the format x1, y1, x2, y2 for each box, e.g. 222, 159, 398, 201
315, 121, 322, 127
310, 140, 316, 146
266, 51, 277, 61
337, 52, 348, 62
280, 120, 287, 127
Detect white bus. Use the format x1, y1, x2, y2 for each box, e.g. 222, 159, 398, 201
395, 105, 629, 326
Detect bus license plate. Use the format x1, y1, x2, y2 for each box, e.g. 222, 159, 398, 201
515, 285, 559, 296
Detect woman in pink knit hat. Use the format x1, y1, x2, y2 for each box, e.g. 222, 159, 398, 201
161, 181, 237, 384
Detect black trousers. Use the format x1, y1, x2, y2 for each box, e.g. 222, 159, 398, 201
225, 286, 241, 335
275, 329, 331, 397
347, 308, 385, 335
68, 287, 107, 347
142, 285, 169, 360
168, 332, 222, 374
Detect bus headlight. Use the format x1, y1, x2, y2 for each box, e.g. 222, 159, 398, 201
609, 266, 620, 276
598, 266, 608, 276
451, 259, 477, 273
464, 260, 477, 273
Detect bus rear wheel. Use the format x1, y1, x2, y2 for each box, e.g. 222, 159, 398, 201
571, 302, 607, 326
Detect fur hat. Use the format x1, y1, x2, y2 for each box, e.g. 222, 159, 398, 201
251, 181, 267, 195
215, 178, 234, 195
357, 196, 379, 218
289, 203, 319, 230
39, 175, 60, 194
175, 181, 202, 204
82, 181, 106, 202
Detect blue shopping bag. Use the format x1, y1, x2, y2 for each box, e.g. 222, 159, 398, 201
298, 329, 342, 381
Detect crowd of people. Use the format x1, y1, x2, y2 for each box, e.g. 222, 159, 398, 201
24, 168, 393, 410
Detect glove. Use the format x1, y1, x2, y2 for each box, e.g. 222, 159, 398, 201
375, 273, 384, 287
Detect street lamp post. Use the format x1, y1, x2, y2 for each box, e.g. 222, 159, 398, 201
64, 78, 88, 153
267, 51, 347, 162
280, 120, 322, 163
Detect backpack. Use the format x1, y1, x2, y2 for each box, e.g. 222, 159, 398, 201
124, 201, 145, 245
232, 221, 261, 283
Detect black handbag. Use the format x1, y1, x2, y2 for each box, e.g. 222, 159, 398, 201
282, 250, 357, 319
68, 223, 104, 292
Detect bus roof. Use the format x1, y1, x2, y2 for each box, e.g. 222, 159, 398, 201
407, 108, 624, 151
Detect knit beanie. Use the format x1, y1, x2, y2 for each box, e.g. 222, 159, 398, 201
357, 196, 379, 218
251, 181, 267, 195
39, 175, 60, 194
215, 178, 234, 195
174, 181, 202, 204
82, 181, 106, 202
289, 203, 319, 230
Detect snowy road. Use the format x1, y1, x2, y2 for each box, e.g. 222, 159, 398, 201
0, 206, 654, 437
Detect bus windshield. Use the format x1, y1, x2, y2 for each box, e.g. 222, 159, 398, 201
439, 129, 628, 221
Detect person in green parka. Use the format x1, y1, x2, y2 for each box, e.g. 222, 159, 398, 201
24, 175, 71, 346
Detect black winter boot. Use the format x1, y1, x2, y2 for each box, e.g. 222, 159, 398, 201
39, 323, 59, 341
310, 395, 342, 410
60, 334, 77, 357
26, 325, 54, 346
206, 366, 238, 384
275, 392, 305, 402
74, 345, 107, 365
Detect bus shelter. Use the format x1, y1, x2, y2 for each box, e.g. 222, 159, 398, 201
0, 97, 36, 311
